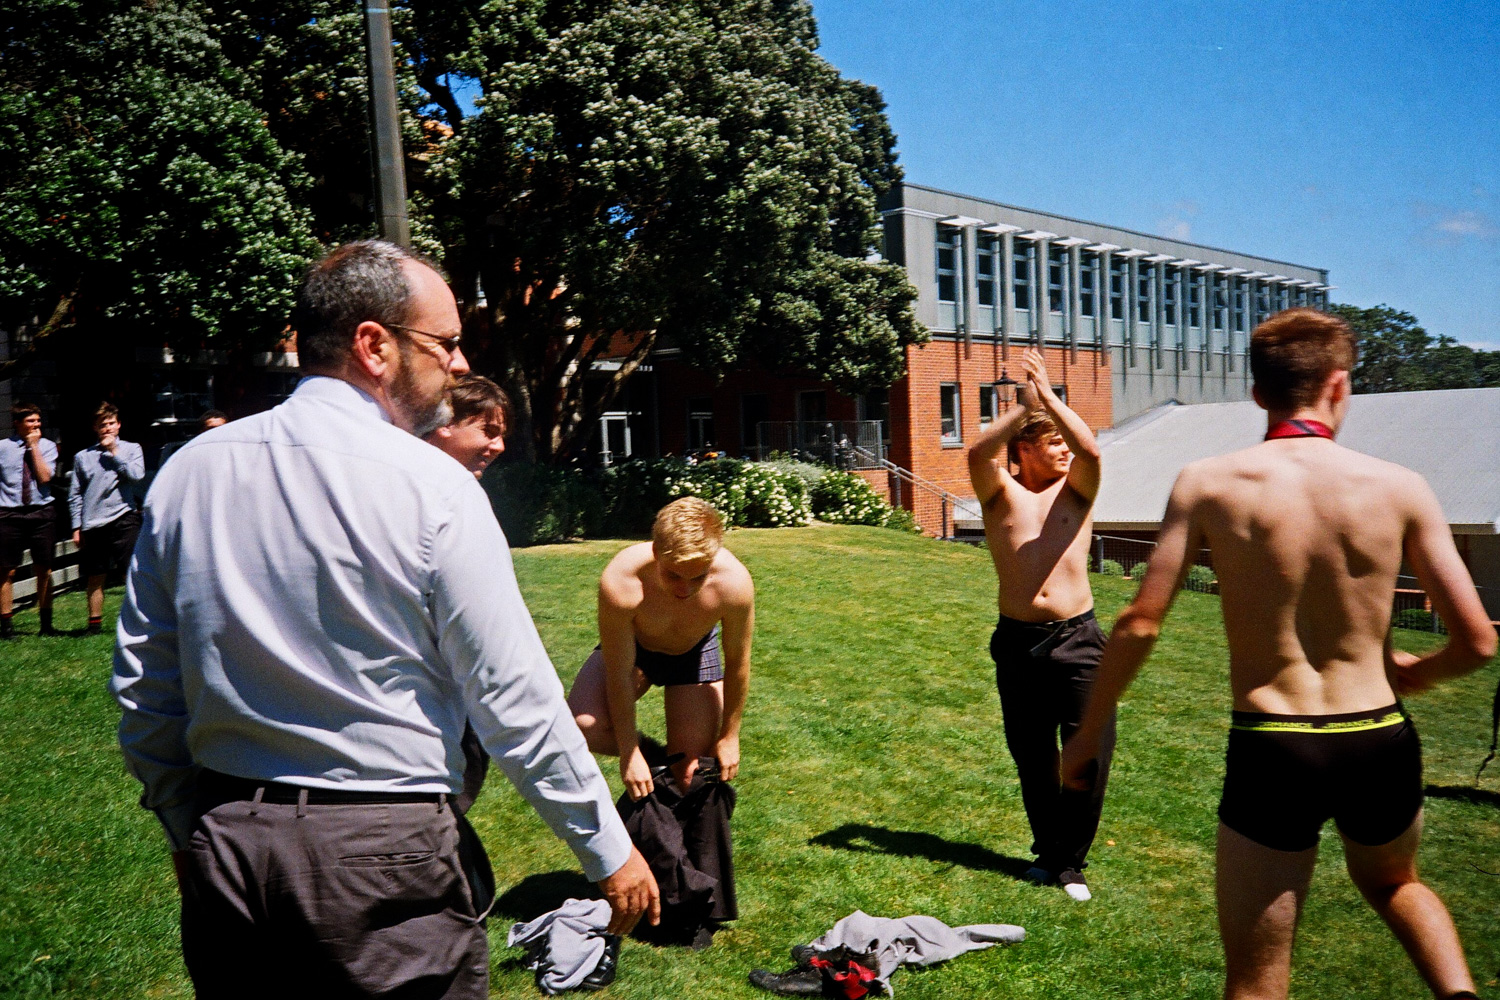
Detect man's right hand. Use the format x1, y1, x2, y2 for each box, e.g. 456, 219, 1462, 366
1015, 379, 1040, 412
597, 846, 660, 935
621, 747, 654, 802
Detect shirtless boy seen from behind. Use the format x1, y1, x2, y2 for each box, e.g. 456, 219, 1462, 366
967, 347, 1109, 902
1061, 308, 1496, 1000
569, 497, 754, 799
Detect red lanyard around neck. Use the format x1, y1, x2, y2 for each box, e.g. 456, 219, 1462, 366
1264, 418, 1334, 441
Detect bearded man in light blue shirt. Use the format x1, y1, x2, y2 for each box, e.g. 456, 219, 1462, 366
112, 241, 657, 998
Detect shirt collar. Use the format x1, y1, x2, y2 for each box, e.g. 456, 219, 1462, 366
294, 375, 395, 426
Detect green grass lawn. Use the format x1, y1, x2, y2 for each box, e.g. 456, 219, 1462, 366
2, 524, 1498, 998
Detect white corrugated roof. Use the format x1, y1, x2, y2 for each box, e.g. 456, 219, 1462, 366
1095, 387, 1500, 532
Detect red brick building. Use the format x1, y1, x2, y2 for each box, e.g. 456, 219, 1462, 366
584, 179, 1330, 537
605, 337, 1113, 537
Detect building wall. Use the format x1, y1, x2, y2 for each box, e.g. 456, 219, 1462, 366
893, 338, 1112, 534
1458, 533, 1500, 619
1111, 345, 1255, 415
644, 356, 858, 459
880, 183, 1330, 425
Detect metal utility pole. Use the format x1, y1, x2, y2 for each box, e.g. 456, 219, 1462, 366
363, 1, 410, 247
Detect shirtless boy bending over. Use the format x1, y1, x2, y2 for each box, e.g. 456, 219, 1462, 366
968, 347, 1108, 901
1061, 308, 1496, 999
569, 497, 754, 800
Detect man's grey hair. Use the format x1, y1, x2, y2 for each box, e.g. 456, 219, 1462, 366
290, 241, 439, 372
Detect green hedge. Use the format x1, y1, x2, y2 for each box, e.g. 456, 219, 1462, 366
483, 463, 604, 547
487, 456, 915, 545
1185, 564, 1217, 593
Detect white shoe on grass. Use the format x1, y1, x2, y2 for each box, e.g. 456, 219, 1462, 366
1059, 869, 1091, 901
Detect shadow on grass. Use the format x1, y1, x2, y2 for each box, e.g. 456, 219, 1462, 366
810, 823, 1033, 881
493, 870, 599, 922
1425, 783, 1500, 810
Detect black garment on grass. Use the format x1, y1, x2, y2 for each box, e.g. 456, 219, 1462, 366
991, 610, 1115, 874
617, 759, 736, 946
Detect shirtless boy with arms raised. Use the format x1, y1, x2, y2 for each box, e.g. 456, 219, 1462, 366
968, 347, 1108, 901
569, 497, 754, 799
1062, 308, 1496, 999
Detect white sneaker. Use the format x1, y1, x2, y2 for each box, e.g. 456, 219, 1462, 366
1059, 869, 1091, 901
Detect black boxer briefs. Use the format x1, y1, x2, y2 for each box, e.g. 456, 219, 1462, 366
1218, 704, 1423, 852
633, 625, 724, 687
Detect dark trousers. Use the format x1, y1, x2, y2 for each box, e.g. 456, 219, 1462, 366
181, 777, 489, 999
991, 612, 1116, 873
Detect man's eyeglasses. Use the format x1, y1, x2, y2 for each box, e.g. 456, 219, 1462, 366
387, 324, 463, 355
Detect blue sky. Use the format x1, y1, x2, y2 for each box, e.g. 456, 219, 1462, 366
811, 0, 1500, 349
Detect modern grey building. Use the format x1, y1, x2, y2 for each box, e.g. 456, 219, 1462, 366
879, 183, 1332, 422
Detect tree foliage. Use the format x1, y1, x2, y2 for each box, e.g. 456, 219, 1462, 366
4, 0, 921, 463
0, 0, 320, 375
1331, 303, 1500, 394
429, 0, 923, 461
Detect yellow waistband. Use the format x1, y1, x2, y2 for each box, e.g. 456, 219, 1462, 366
1230, 711, 1406, 734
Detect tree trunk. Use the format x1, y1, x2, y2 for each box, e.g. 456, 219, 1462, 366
0, 288, 78, 382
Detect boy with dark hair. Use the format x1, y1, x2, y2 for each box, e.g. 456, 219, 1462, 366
422, 373, 512, 812
423, 373, 510, 478
1062, 308, 1496, 999
967, 347, 1108, 902
69, 402, 146, 633
1, 403, 60, 637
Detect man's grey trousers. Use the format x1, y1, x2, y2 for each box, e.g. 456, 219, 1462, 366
180, 786, 489, 998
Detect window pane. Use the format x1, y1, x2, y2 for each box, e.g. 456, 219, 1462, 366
1013, 245, 1030, 310
940, 384, 960, 442
935, 230, 959, 304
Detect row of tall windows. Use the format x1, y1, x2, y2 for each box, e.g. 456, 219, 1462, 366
941, 382, 1069, 445
936, 230, 1318, 351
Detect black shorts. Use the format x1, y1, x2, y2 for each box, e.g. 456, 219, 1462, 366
1218, 705, 1422, 852
632, 625, 724, 687
0, 505, 57, 572
80, 510, 142, 577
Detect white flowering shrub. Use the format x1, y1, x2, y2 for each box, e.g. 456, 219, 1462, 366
598, 458, 808, 532
736, 462, 812, 528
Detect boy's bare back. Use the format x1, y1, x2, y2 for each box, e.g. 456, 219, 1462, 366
1176, 438, 1454, 715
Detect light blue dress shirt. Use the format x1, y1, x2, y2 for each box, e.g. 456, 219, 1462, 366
111, 376, 631, 881
68, 440, 146, 530
0, 435, 60, 507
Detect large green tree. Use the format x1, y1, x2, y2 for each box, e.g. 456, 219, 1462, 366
0, 0, 320, 378
208, 0, 922, 462
1331, 303, 1500, 394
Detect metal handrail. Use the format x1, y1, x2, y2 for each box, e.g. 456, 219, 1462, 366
845, 445, 981, 539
